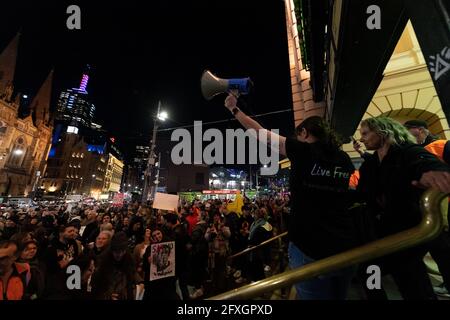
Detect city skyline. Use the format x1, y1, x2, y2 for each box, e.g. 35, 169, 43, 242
0, 0, 294, 162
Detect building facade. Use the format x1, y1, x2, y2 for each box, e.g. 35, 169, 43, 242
122, 145, 150, 195
41, 131, 108, 197
0, 34, 54, 197
166, 163, 209, 193
103, 153, 124, 195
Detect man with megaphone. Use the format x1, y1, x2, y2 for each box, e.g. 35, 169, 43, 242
223, 91, 359, 299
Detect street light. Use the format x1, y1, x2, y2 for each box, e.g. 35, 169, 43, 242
142, 100, 167, 202
90, 175, 96, 197
157, 111, 168, 122
79, 177, 83, 194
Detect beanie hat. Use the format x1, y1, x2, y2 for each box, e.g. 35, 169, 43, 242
404, 119, 428, 129
110, 231, 128, 251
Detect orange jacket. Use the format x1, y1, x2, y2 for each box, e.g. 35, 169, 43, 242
0, 262, 31, 300
349, 170, 360, 189
424, 140, 450, 225
424, 139, 450, 164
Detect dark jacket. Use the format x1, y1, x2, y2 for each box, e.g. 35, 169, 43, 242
81, 220, 99, 245
42, 237, 80, 299
90, 250, 136, 300
17, 258, 45, 300
358, 143, 449, 238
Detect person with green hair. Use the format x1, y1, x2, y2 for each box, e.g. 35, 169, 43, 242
357, 116, 450, 300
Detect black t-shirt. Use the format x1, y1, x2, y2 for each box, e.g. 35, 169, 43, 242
286, 138, 357, 259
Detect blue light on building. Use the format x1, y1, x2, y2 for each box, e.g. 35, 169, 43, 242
87, 144, 105, 154
49, 147, 56, 158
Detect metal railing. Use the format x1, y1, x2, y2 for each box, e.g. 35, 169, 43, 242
209, 189, 446, 300
227, 231, 288, 261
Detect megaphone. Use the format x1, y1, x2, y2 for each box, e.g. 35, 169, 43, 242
200, 70, 252, 100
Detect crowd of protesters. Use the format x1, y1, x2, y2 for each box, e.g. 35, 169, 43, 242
2, 109, 450, 300
0, 195, 288, 300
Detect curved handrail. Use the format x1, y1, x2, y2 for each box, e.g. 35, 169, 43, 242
209, 189, 446, 300
228, 231, 288, 260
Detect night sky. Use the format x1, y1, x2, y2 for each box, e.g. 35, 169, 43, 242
1, 0, 294, 161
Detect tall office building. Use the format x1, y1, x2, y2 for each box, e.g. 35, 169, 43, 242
56, 68, 95, 128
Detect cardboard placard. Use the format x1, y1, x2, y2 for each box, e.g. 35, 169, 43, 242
152, 192, 179, 212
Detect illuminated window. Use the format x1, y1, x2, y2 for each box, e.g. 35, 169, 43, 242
67, 126, 79, 134
7, 137, 27, 167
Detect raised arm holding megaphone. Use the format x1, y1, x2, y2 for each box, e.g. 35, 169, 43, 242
200, 70, 287, 157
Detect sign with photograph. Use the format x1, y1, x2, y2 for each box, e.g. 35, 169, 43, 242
149, 241, 175, 281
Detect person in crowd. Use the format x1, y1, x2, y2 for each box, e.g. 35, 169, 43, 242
244, 208, 273, 282
224, 93, 358, 300
404, 119, 438, 146
222, 206, 240, 258
133, 227, 152, 280
91, 231, 136, 300
127, 217, 144, 250
185, 207, 199, 236
86, 230, 112, 259
81, 209, 99, 246
189, 212, 209, 299
205, 211, 231, 294
67, 253, 95, 300
233, 219, 251, 284
0, 240, 31, 300
42, 221, 81, 299
141, 228, 179, 300
17, 238, 45, 300
163, 213, 191, 300
1, 215, 20, 240
100, 222, 114, 234
357, 117, 450, 300
115, 215, 130, 234
404, 120, 450, 298
102, 213, 112, 225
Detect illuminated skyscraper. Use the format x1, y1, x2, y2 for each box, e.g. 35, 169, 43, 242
56, 67, 95, 128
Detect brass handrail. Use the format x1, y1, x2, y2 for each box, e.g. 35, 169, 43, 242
228, 231, 288, 260
209, 189, 446, 300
